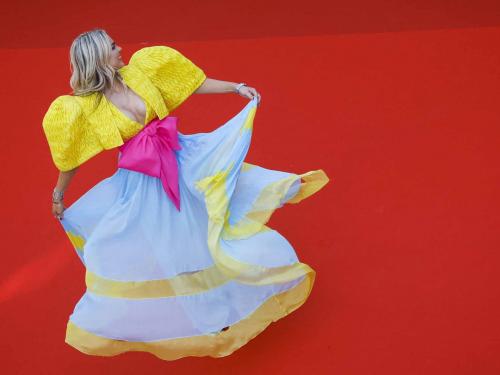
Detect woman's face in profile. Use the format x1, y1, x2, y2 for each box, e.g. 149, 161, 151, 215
108, 38, 124, 69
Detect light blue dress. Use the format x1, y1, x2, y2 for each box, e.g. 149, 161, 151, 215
59, 96, 330, 360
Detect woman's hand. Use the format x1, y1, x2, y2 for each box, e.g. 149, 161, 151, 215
237, 85, 261, 105
52, 201, 65, 220
51, 167, 78, 220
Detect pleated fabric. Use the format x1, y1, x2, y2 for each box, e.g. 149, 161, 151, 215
59, 97, 330, 360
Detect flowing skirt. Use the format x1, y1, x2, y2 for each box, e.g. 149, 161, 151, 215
59, 97, 330, 360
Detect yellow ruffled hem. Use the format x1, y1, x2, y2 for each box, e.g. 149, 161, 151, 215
65, 270, 314, 360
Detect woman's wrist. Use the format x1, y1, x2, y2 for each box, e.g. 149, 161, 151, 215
52, 188, 64, 203
234, 82, 247, 94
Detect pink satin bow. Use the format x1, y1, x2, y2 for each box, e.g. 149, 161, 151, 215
118, 116, 182, 211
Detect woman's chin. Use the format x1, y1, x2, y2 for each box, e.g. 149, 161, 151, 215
113, 61, 126, 70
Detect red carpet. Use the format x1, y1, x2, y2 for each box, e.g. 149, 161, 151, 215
1, 2, 500, 374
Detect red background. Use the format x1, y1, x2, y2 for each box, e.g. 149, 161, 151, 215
1, 1, 499, 374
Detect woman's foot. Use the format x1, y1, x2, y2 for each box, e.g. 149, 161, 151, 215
208, 326, 230, 335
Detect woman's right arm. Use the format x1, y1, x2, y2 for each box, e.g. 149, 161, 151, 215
51, 167, 79, 220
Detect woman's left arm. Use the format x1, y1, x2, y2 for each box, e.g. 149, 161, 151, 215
194, 77, 261, 103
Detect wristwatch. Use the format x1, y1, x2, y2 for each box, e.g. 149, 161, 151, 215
235, 82, 247, 94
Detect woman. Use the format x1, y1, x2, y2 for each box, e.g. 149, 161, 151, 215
43, 28, 330, 360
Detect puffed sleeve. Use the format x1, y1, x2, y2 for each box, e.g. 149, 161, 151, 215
42, 95, 103, 171
128, 45, 207, 112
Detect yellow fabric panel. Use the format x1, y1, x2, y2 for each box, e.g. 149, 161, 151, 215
128, 45, 207, 112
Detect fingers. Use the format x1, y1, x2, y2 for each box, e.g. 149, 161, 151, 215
238, 86, 262, 105
52, 203, 65, 220
249, 87, 258, 99
244, 88, 254, 100
245, 87, 262, 104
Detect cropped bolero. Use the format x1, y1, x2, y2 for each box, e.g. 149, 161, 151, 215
42, 45, 207, 171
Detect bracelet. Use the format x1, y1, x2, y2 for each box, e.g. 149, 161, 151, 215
52, 188, 64, 202
235, 82, 247, 94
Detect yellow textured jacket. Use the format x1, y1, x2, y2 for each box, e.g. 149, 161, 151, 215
42, 45, 207, 171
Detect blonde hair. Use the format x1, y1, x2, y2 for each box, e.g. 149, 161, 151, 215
69, 28, 127, 96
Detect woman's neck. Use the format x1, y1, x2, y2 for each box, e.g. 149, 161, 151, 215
104, 78, 126, 96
